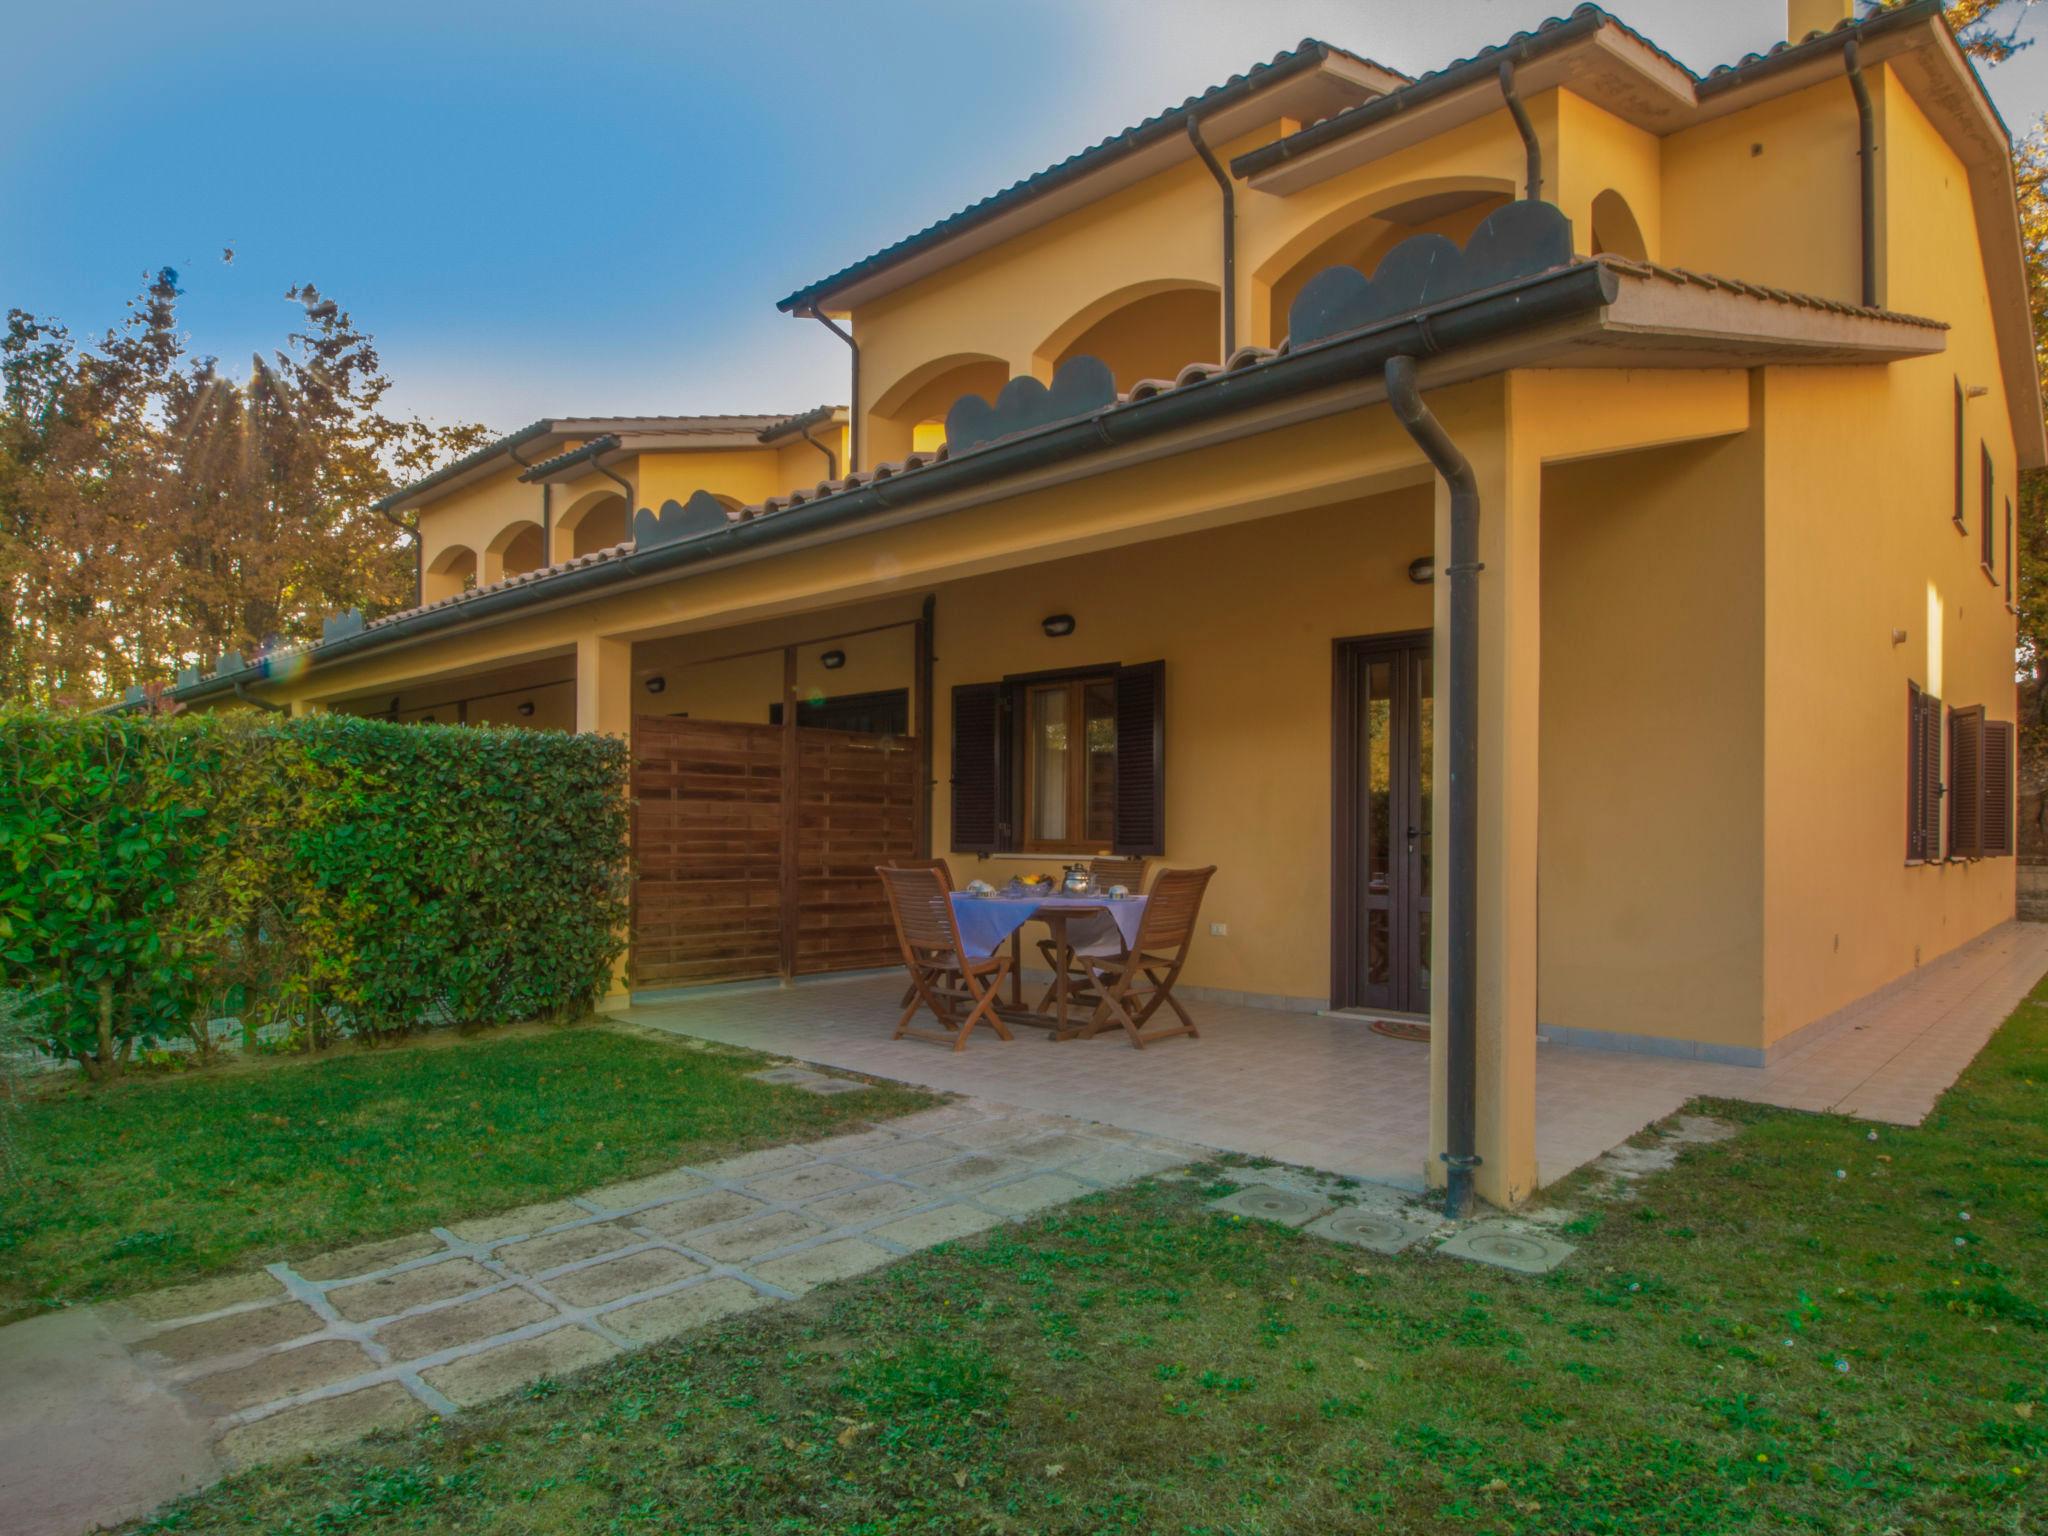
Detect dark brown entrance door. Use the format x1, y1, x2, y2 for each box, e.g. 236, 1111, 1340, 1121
1333, 633, 1433, 1014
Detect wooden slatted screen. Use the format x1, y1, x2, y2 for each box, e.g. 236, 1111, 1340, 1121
793, 727, 920, 974
631, 716, 785, 987
1950, 705, 1985, 861
1983, 719, 2016, 857
631, 714, 921, 988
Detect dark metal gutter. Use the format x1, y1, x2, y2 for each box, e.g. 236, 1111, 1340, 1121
1185, 115, 1238, 358
373, 418, 554, 511
1498, 60, 1542, 200
1232, 9, 1605, 179
1697, 0, 1945, 99
518, 434, 621, 483
164, 261, 1619, 707
1384, 354, 1480, 1219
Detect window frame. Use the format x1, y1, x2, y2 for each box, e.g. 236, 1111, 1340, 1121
1953, 377, 1967, 535
1016, 672, 1118, 854
1980, 444, 1997, 582
2006, 495, 2017, 612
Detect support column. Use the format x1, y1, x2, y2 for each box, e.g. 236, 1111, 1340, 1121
1427, 383, 1541, 1208
288, 698, 326, 719
576, 635, 635, 1009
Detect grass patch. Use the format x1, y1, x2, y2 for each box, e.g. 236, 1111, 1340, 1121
0, 1023, 936, 1320
125, 979, 2048, 1534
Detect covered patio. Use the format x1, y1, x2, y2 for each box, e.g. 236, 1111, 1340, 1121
625, 920, 2048, 1192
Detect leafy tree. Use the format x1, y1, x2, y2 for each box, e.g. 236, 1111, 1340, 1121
0, 270, 488, 706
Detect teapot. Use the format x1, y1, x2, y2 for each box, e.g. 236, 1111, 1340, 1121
1061, 862, 1093, 894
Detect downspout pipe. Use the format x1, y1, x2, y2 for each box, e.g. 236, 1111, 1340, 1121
1185, 115, 1237, 358
588, 449, 637, 526
1498, 60, 1541, 200
798, 422, 839, 481
1845, 39, 1877, 309
805, 309, 861, 474
1384, 353, 1482, 1220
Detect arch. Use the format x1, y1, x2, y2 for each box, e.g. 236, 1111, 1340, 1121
1032, 277, 1221, 382
556, 489, 628, 560
869, 351, 1010, 465
423, 543, 477, 604
1253, 176, 1517, 346
484, 518, 545, 582
1589, 189, 1647, 262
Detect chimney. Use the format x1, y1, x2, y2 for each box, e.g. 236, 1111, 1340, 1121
1787, 0, 1856, 40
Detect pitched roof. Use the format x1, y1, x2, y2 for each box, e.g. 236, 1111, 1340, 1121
775, 39, 1407, 315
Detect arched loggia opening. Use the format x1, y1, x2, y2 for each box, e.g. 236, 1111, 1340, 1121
555, 489, 629, 561
1034, 279, 1222, 391
485, 518, 546, 583
1255, 178, 1516, 346
867, 352, 1009, 467
422, 544, 477, 604
1589, 189, 1648, 261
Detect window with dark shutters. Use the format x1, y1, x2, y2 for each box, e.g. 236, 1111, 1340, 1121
949, 681, 1006, 852
1983, 719, 2016, 857
1908, 681, 1943, 863
949, 662, 1165, 856
1953, 378, 1967, 532
2007, 497, 2016, 610
1949, 705, 1984, 860
1112, 660, 1166, 856
1981, 446, 1996, 577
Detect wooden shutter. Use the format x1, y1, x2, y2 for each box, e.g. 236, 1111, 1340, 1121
1950, 705, 1984, 860
1983, 719, 2015, 857
1981, 446, 1995, 572
1908, 682, 1942, 862
2007, 497, 2015, 608
949, 681, 1006, 852
1112, 660, 1166, 856
1953, 378, 1966, 530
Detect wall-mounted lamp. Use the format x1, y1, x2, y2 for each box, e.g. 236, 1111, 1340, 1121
1407, 556, 1435, 585
820, 649, 846, 670
517, 701, 536, 717
1891, 627, 1909, 647
1966, 384, 1991, 399
644, 675, 667, 695
1041, 613, 1076, 638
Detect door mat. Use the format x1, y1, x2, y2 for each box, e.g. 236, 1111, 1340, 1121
1368, 1017, 1431, 1044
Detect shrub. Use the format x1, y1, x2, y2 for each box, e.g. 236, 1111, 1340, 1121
0, 711, 629, 1075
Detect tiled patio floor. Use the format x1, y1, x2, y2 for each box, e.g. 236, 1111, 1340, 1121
627, 920, 2048, 1191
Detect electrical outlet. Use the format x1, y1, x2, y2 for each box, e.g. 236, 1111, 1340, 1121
1210, 921, 1228, 937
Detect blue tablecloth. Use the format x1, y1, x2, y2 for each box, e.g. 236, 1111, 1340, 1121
950, 893, 1148, 959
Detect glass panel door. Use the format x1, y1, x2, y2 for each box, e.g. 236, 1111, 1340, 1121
1337, 635, 1432, 1014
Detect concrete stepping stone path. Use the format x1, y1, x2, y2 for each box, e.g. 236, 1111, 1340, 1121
1, 1100, 1205, 1536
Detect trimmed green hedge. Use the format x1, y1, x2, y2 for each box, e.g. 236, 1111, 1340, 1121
0, 712, 629, 1078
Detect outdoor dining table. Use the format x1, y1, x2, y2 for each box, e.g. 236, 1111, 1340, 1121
949, 891, 1150, 1037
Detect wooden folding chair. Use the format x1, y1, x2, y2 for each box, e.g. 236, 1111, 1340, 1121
1075, 865, 1216, 1049
1033, 857, 1151, 1013
877, 863, 1015, 1050
890, 859, 955, 1009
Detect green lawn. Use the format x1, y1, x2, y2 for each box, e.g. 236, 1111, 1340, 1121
0, 1024, 936, 1321
127, 982, 2048, 1535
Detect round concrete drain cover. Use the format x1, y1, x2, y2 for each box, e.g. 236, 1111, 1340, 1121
1437, 1221, 1575, 1274
1305, 1206, 1427, 1256
1207, 1185, 1327, 1227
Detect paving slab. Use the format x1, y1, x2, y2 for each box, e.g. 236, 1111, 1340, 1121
753, 1239, 894, 1295
635, 1189, 768, 1238
181, 1339, 379, 1416
421, 1326, 619, 1408
703, 1144, 815, 1181
585, 1166, 710, 1210
869, 1202, 1007, 1250
135, 1300, 326, 1368
916, 1153, 1030, 1194
1303, 1206, 1431, 1256
325, 1257, 498, 1323
496, 1221, 640, 1275
849, 1137, 964, 1174
1066, 1147, 1188, 1185
217, 1382, 425, 1470
446, 1200, 590, 1243
604, 1279, 769, 1344
802, 1181, 926, 1225
123, 1269, 288, 1323
689, 1210, 831, 1263
746, 1160, 874, 1203
374, 1286, 557, 1359
978, 1173, 1094, 1215
546, 1248, 705, 1307
1436, 1221, 1576, 1275
749, 1065, 829, 1086
292, 1232, 445, 1284
798, 1077, 868, 1095
1208, 1185, 1329, 1228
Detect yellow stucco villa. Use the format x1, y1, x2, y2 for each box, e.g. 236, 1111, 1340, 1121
156, 0, 2037, 1209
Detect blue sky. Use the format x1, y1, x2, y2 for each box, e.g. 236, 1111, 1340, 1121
8, 1, 2048, 436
